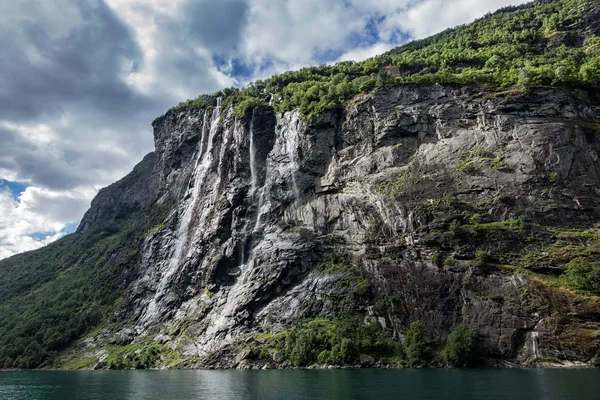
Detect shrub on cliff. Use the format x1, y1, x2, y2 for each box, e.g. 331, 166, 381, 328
561, 257, 600, 295
445, 325, 480, 367
404, 321, 432, 366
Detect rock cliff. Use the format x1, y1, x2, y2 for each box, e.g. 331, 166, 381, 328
73, 84, 600, 368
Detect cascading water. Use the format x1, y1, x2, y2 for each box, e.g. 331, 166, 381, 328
249, 117, 258, 201
197, 108, 209, 159
239, 113, 263, 265
140, 98, 222, 324
285, 128, 301, 205
172, 96, 222, 264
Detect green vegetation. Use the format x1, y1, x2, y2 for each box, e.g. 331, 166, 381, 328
560, 257, 600, 295
456, 146, 510, 175
513, 228, 600, 291
473, 250, 492, 268
404, 321, 433, 366
59, 355, 99, 371
444, 325, 480, 367
416, 187, 600, 295
254, 318, 404, 367
144, 223, 166, 238
254, 318, 482, 368
532, 356, 561, 364
443, 257, 459, 268
0, 227, 138, 369
106, 343, 183, 370
0, 156, 163, 369
166, 0, 600, 122
317, 254, 371, 314
317, 254, 360, 274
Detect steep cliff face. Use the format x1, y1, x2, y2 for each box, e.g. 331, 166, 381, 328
68, 84, 600, 368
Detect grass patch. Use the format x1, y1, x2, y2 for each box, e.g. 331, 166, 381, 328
59, 354, 99, 370
144, 223, 166, 238
105, 343, 183, 370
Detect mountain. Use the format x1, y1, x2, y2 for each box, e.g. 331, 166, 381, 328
1, 0, 599, 370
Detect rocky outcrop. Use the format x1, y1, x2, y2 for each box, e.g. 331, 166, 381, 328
81, 84, 600, 368
77, 152, 157, 233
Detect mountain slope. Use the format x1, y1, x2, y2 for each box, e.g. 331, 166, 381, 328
0, 154, 162, 368
1, 0, 599, 369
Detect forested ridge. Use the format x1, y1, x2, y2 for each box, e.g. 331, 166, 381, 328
166, 0, 600, 121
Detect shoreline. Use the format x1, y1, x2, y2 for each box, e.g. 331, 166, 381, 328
1, 361, 597, 372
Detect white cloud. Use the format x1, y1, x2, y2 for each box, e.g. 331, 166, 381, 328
0, 186, 93, 259
0, 0, 531, 260
105, 0, 236, 101
337, 43, 396, 62
378, 0, 529, 40
241, 0, 383, 71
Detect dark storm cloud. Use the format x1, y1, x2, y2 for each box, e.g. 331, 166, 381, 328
147, 0, 248, 93
0, 0, 149, 122
0, 127, 35, 174
0, 125, 130, 191
183, 0, 249, 57
0, 127, 35, 155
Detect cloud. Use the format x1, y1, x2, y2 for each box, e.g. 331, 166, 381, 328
0, 0, 531, 260
241, 0, 373, 69
337, 43, 396, 63
0, 186, 93, 259
0, 0, 146, 122
183, 0, 249, 57
106, 0, 236, 101
378, 0, 529, 40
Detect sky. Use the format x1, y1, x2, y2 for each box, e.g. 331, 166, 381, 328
0, 0, 530, 260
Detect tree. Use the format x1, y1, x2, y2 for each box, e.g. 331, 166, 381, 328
404, 321, 431, 366
580, 56, 600, 86
445, 325, 479, 367
561, 257, 600, 295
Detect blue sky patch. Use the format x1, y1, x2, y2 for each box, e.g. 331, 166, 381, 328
62, 222, 79, 234
28, 223, 78, 243
0, 179, 30, 200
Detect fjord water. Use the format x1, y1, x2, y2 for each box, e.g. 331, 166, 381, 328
1, 369, 599, 400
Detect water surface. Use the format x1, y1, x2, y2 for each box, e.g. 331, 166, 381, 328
1, 369, 599, 400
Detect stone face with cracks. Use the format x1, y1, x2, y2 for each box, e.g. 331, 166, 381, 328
82, 84, 600, 367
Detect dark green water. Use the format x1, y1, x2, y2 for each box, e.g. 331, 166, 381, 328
1, 369, 599, 400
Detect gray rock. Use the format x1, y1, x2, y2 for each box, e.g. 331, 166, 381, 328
93, 361, 107, 370
359, 354, 375, 366
80, 85, 600, 368
235, 348, 253, 364
272, 351, 285, 363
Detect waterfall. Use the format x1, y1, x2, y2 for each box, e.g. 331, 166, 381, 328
252, 178, 266, 235
198, 108, 209, 159
268, 93, 274, 106
285, 129, 301, 205
240, 112, 270, 265
249, 112, 267, 235
161, 98, 222, 291
249, 117, 258, 201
